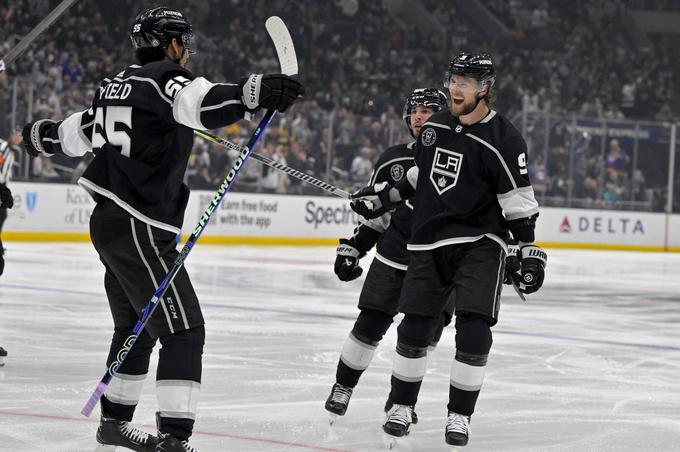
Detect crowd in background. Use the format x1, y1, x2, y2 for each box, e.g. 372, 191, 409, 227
1, 0, 679, 211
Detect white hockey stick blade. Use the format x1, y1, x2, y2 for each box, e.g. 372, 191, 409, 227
265, 16, 298, 76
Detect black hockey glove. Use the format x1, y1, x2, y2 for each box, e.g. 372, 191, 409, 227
506, 244, 547, 294
240, 73, 305, 113
0, 183, 13, 209
350, 182, 402, 220
334, 238, 366, 282
22, 119, 56, 157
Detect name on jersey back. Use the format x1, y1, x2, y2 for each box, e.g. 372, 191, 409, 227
99, 82, 132, 101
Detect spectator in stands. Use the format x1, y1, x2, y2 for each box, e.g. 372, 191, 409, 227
606, 138, 631, 176
350, 146, 374, 183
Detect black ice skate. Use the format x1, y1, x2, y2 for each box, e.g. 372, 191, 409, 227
0, 347, 7, 367
324, 382, 353, 424
445, 411, 470, 447
95, 416, 157, 451
384, 397, 418, 425
383, 404, 413, 437
156, 433, 199, 452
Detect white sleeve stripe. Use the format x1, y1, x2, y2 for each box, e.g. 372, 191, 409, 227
360, 212, 390, 233
368, 157, 412, 186
498, 186, 539, 220
57, 111, 92, 157
422, 121, 451, 130
465, 132, 518, 189
200, 98, 241, 112
172, 77, 215, 130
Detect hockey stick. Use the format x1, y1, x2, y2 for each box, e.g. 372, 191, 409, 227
81, 16, 298, 417
0, 0, 80, 72
194, 130, 352, 199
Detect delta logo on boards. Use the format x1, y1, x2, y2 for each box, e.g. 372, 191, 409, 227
559, 215, 645, 235
560, 216, 572, 233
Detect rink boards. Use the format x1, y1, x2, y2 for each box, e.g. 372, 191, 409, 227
3, 182, 680, 251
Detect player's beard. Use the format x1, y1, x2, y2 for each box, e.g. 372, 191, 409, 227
451, 95, 480, 117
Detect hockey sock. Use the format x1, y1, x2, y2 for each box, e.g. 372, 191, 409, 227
101, 327, 156, 421
389, 314, 440, 406
156, 325, 205, 441
336, 309, 392, 387
447, 314, 492, 416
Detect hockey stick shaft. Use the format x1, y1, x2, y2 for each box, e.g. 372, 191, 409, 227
0, 0, 79, 72
80, 109, 277, 416
194, 130, 352, 200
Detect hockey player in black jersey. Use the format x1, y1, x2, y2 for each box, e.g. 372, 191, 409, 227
325, 88, 450, 423
351, 53, 547, 448
21, 7, 303, 452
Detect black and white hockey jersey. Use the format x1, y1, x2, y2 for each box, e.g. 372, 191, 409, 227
408, 109, 539, 251
354, 142, 416, 270
37, 60, 247, 234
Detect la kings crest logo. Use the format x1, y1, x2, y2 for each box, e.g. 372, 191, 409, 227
430, 147, 463, 194
421, 128, 436, 146
390, 164, 404, 181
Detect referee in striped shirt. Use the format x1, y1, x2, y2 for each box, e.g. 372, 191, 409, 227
0, 129, 20, 276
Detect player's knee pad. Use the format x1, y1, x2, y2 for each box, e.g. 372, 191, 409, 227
157, 326, 205, 382
454, 314, 492, 358
352, 308, 393, 345
397, 314, 441, 348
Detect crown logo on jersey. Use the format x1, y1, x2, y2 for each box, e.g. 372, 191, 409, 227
430, 147, 463, 195
421, 128, 436, 146
455, 125, 463, 133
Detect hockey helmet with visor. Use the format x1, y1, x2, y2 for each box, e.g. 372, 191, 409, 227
130, 7, 196, 55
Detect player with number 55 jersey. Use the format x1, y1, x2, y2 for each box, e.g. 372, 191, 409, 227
21, 6, 304, 452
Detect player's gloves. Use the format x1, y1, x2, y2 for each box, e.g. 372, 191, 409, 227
503, 241, 521, 286
0, 183, 13, 209
240, 73, 305, 113
22, 119, 56, 157
350, 182, 402, 220
334, 238, 366, 282
505, 243, 547, 294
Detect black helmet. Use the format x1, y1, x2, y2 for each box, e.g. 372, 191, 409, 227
402, 88, 448, 120
403, 88, 448, 137
130, 7, 195, 54
446, 52, 495, 87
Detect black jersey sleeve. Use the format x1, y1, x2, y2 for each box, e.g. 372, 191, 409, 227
476, 131, 539, 242
478, 132, 539, 221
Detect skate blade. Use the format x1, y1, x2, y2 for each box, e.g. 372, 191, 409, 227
94, 445, 117, 451
382, 432, 401, 450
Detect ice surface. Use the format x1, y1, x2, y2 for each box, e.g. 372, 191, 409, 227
1, 243, 680, 451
